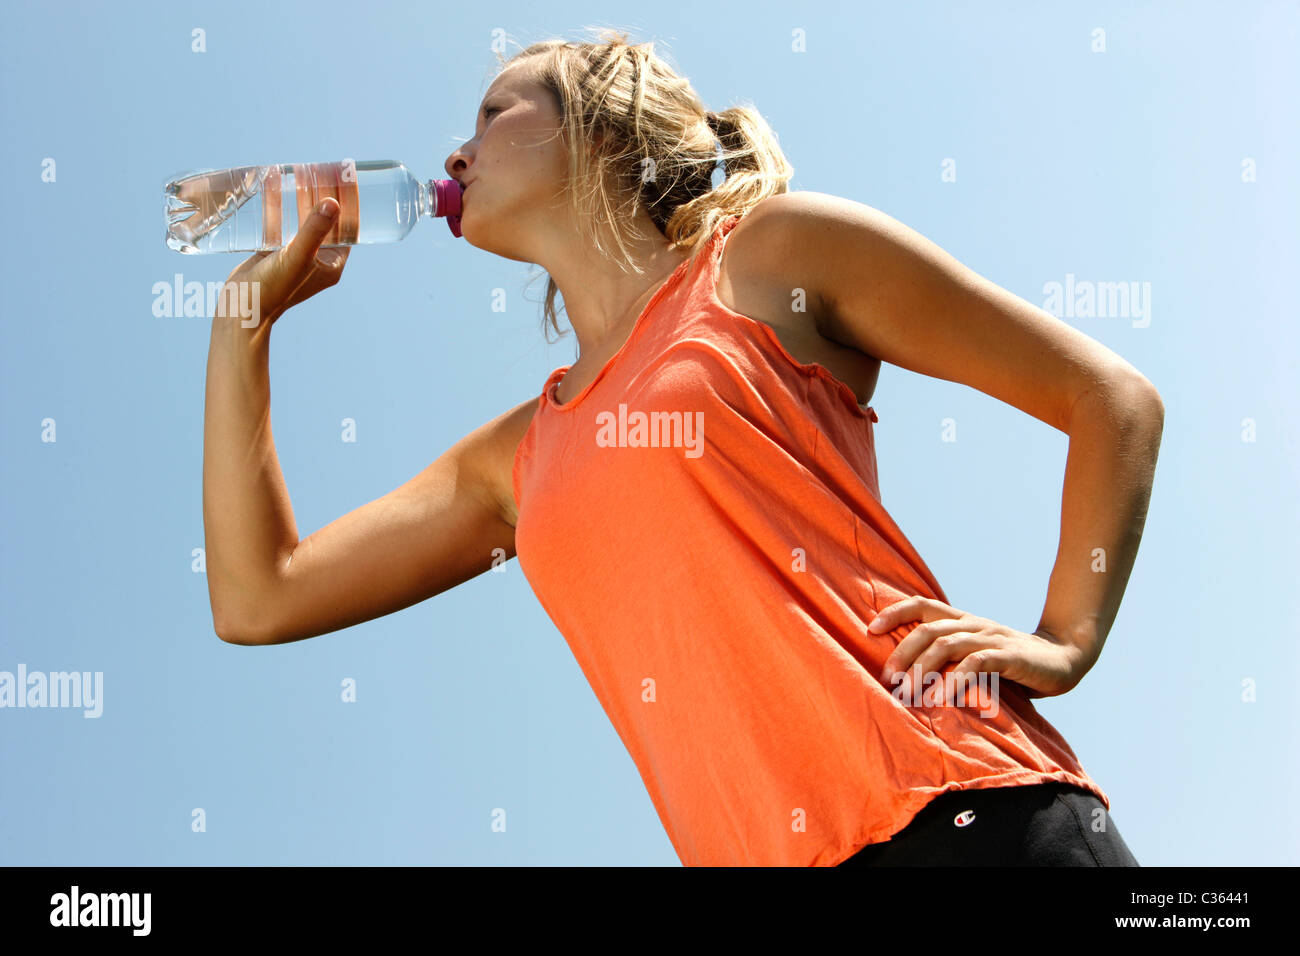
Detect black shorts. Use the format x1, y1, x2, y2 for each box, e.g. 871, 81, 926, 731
837, 781, 1140, 866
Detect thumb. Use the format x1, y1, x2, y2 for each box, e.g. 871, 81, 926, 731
283, 198, 340, 273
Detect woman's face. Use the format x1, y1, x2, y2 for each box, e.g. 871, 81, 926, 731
443, 62, 571, 260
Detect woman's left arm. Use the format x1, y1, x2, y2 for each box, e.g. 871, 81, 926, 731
1029, 375, 1163, 684
753, 191, 1164, 697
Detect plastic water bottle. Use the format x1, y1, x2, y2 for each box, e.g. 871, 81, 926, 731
163, 159, 463, 254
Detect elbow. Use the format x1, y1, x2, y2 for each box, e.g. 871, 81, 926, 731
213, 608, 273, 646
210, 577, 282, 645
214, 617, 250, 645
1141, 383, 1164, 432
1120, 378, 1164, 466
1117, 374, 1164, 429
211, 600, 241, 644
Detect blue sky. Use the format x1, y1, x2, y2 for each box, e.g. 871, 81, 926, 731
1, 0, 1296, 865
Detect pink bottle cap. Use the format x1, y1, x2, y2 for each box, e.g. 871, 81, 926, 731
432, 179, 464, 238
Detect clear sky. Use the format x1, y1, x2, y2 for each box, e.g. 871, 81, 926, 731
1, 0, 1296, 865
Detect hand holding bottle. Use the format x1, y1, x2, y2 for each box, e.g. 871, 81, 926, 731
216, 198, 349, 330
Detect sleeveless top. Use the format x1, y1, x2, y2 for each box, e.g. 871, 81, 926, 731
511, 211, 1109, 866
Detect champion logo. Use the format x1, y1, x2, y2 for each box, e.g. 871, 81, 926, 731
953, 810, 976, 828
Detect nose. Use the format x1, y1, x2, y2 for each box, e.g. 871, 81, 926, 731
444, 147, 473, 186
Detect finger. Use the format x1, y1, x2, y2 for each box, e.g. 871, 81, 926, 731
868, 595, 951, 633
867, 595, 920, 633
268, 201, 343, 312
315, 245, 349, 269
945, 650, 1011, 707
282, 199, 341, 276
877, 611, 966, 684
904, 624, 988, 689
881, 618, 957, 684
278, 245, 350, 311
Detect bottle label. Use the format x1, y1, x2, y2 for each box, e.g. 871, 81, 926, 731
292, 162, 360, 245
262, 163, 282, 247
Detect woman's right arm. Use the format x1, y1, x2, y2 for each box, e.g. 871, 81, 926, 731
204, 313, 530, 646
203, 197, 526, 646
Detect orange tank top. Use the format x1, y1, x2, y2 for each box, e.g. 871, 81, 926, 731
511, 210, 1108, 866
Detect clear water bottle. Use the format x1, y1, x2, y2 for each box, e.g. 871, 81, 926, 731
163, 159, 464, 254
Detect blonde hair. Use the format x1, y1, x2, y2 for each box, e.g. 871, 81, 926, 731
490, 28, 795, 341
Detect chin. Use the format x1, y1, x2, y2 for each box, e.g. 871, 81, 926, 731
458, 210, 485, 248
462, 219, 528, 262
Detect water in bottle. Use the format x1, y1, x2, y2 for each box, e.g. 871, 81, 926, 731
163, 159, 463, 254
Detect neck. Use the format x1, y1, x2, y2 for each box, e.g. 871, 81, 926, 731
539, 213, 691, 360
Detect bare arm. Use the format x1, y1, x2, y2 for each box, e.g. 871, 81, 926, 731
1032, 380, 1163, 681
240, 406, 527, 647
204, 333, 530, 646
201, 206, 532, 645
202, 311, 297, 641
753, 191, 1164, 691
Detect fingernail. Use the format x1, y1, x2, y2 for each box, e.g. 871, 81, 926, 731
317, 200, 337, 219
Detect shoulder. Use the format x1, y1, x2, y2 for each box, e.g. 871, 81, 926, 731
738, 190, 896, 232
721, 191, 898, 321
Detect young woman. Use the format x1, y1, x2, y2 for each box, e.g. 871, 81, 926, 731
204, 30, 1159, 866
